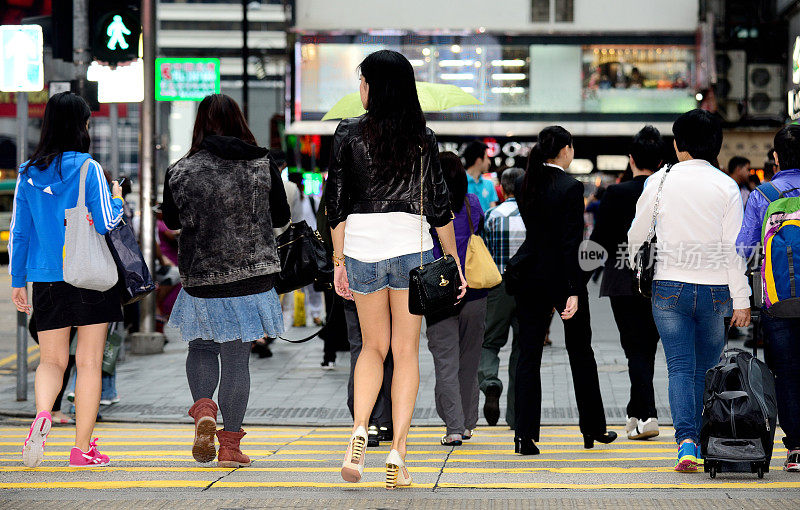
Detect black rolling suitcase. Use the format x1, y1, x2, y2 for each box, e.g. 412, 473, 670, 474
701, 340, 778, 479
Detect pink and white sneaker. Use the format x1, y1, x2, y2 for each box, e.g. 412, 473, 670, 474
69, 438, 110, 467
22, 411, 52, 468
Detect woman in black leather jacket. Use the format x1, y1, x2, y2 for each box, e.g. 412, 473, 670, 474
327, 50, 466, 488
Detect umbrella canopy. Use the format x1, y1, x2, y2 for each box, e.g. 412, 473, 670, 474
321, 81, 482, 121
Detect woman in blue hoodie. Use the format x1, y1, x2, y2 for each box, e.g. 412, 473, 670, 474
11, 92, 124, 468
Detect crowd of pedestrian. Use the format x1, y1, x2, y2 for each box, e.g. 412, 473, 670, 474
8, 50, 800, 486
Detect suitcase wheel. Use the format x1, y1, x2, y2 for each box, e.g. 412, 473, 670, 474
757, 466, 764, 479
709, 466, 717, 479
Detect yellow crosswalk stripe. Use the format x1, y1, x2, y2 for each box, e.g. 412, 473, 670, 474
0, 345, 39, 368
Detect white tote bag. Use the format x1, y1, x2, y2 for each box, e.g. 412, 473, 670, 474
62, 159, 119, 291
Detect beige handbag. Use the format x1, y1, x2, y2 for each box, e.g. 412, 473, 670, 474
463, 198, 502, 289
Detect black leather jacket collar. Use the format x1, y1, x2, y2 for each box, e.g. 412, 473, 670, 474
325, 116, 452, 229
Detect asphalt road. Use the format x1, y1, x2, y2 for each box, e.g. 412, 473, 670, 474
0, 420, 797, 508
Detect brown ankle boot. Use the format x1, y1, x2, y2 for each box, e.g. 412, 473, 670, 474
216, 429, 251, 468
188, 398, 218, 463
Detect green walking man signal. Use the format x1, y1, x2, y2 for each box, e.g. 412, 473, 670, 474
106, 15, 131, 51
90, 1, 141, 66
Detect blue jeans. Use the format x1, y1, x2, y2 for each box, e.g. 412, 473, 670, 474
651, 280, 732, 444
762, 313, 800, 450
345, 250, 434, 295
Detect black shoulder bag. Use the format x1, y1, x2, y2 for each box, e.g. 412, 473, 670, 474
408, 148, 461, 315
633, 165, 671, 298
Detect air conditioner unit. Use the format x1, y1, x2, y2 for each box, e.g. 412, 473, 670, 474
747, 64, 785, 119
715, 50, 746, 100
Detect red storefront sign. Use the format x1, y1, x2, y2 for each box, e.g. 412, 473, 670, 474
0, 92, 127, 118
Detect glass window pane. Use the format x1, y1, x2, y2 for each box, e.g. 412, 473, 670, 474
555, 0, 573, 22
531, 0, 550, 22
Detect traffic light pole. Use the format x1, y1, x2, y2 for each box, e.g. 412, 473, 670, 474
242, 0, 249, 121
16, 93, 28, 402
73, 0, 91, 101
130, 0, 165, 353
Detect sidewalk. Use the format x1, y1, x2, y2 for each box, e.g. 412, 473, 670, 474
0, 279, 689, 428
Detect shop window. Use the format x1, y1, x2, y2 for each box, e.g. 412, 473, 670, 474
531, 0, 549, 22
531, 0, 573, 23
555, 0, 573, 22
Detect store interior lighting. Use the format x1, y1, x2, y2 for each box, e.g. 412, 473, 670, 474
491, 59, 525, 67
408, 59, 425, 66
441, 73, 475, 80
491, 86, 525, 94
439, 60, 475, 67
492, 73, 527, 81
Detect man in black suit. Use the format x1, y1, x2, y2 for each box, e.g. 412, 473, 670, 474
590, 125, 665, 441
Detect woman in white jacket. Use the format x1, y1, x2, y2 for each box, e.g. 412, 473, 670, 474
628, 109, 750, 472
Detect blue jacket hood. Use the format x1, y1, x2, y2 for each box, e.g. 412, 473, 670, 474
19, 152, 92, 196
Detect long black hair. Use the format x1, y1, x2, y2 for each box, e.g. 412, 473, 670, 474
439, 151, 468, 213
24, 92, 91, 175
523, 126, 573, 198
189, 94, 257, 156
358, 50, 427, 176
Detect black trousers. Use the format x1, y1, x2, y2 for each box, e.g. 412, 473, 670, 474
514, 292, 607, 441
608, 295, 660, 420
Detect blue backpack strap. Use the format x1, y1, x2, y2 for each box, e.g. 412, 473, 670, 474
755, 182, 781, 203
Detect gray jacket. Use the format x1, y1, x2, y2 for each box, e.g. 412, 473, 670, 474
161, 135, 290, 298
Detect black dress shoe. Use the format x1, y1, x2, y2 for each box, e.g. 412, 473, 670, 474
514, 437, 540, 455
583, 431, 618, 449
378, 426, 393, 442
483, 385, 501, 426
367, 424, 380, 447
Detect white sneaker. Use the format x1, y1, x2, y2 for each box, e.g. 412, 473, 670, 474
628, 417, 659, 440
624, 416, 638, 437
99, 396, 120, 406
321, 361, 336, 370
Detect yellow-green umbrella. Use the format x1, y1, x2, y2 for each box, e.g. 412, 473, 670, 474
321, 81, 482, 121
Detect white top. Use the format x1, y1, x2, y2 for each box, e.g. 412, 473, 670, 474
627, 159, 750, 309
344, 212, 433, 263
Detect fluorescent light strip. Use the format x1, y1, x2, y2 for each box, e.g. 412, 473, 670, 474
439, 60, 475, 67
491, 86, 525, 94
492, 73, 526, 81
440, 73, 474, 80
408, 59, 425, 67
491, 59, 525, 67
460, 86, 475, 93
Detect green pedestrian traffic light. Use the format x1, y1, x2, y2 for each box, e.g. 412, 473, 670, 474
90, 1, 141, 66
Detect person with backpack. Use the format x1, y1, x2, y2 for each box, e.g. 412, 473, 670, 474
628, 109, 751, 472
11, 92, 124, 468
736, 125, 800, 472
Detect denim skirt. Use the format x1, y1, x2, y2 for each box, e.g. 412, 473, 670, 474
345, 250, 434, 295
168, 288, 284, 343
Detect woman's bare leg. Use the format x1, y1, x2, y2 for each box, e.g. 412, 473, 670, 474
74, 323, 108, 452
388, 289, 423, 458
34, 328, 71, 415
352, 289, 392, 433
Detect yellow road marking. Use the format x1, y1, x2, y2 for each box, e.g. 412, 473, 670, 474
0, 440, 730, 447
2, 479, 797, 490
0, 345, 39, 368
437, 482, 800, 489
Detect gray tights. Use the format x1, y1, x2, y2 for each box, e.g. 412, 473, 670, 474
186, 339, 251, 432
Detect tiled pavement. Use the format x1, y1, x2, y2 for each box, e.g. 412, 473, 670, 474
0, 281, 682, 427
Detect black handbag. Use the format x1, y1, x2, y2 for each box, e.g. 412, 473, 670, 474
408, 150, 461, 316
105, 218, 156, 305
275, 220, 333, 295
633, 165, 671, 298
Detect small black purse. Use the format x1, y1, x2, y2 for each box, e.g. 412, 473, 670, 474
275, 220, 333, 295
408, 150, 461, 316
633, 165, 671, 298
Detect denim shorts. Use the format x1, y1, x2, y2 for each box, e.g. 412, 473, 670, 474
346, 250, 435, 295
